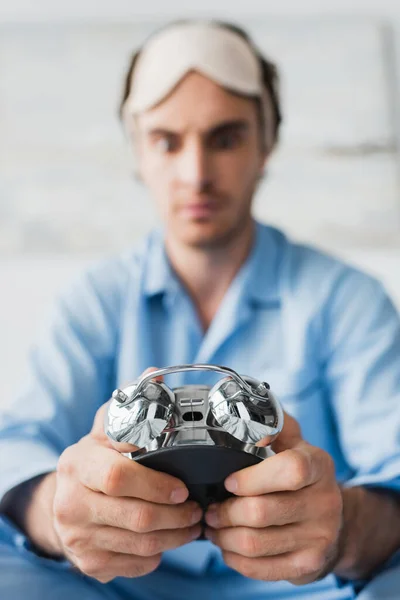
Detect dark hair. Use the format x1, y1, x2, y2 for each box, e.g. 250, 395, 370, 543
118, 20, 282, 150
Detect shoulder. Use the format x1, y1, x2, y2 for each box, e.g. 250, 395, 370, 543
54, 229, 159, 320
261, 225, 400, 353
267, 224, 387, 308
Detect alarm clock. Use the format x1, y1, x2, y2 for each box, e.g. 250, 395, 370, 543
105, 364, 283, 511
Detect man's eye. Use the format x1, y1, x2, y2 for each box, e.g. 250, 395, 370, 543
210, 131, 242, 150
155, 136, 178, 153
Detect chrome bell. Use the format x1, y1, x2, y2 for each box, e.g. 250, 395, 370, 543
106, 381, 175, 447
208, 375, 282, 446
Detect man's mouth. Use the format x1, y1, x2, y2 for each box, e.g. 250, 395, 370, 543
180, 201, 222, 220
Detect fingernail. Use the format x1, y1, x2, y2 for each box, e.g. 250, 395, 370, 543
204, 528, 216, 543
190, 508, 203, 525
224, 476, 237, 493
170, 488, 188, 503
189, 525, 202, 541
205, 508, 219, 528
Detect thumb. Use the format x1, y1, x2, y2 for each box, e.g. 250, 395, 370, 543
271, 409, 303, 453
138, 365, 164, 383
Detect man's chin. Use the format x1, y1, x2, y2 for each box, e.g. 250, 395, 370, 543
171, 220, 243, 250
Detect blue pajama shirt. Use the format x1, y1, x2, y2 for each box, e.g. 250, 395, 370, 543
1, 220, 400, 600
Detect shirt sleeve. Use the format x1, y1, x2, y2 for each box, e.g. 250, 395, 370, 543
322, 268, 400, 491
0, 261, 124, 505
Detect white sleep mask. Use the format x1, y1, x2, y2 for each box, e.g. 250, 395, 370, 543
123, 22, 277, 149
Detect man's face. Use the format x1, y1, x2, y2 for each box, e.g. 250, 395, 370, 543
132, 71, 268, 249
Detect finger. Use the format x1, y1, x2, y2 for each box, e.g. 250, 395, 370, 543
205, 524, 304, 558
90, 493, 203, 532
91, 401, 113, 445
74, 550, 162, 582
116, 367, 164, 389
205, 490, 310, 529
224, 441, 326, 496
67, 437, 189, 504
271, 410, 302, 453
139, 366, 164, 382
219, 549, 315, 583
92, 523, 202, 556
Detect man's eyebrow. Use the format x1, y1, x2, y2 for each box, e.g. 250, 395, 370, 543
145, 120, 250, 138
206, 119, 250, 137
146, 127, 177, 137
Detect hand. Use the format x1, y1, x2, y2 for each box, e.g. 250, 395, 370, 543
29, 368, 202, 582
204, 411, 343, 585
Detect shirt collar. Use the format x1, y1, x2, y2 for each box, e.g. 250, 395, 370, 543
142, 220, 282, 304
142, 226, 175, 297
243, 219, 282, 305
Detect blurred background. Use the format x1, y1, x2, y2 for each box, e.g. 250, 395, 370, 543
1, 0, 400, 404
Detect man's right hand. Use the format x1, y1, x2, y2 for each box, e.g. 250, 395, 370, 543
24, 369, 203, 583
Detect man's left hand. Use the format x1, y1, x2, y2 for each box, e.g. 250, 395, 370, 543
204, 412, 344, 585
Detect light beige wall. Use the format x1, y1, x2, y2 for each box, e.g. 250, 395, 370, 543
1, 18, 399, 255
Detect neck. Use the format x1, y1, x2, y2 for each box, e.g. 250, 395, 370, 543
165, 218, 255, 331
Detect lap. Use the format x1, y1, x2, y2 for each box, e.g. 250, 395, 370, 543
356, 552, 400, 600
0, 516, 118, 600
2, 515, 400, 600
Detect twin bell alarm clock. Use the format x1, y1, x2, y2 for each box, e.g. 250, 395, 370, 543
105, 364, 284, 511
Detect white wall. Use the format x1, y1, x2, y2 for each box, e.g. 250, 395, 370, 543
1, 0, 400, 21
1, 19, 399, 254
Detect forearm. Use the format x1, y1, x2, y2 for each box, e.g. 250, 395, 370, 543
2, 471, 63, 558
333, 485, 400, 580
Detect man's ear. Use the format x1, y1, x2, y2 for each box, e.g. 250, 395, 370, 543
128, 140, 143, 183
127, 134, 144, 184
257, 151, 271, 181
122, 113, 143, 182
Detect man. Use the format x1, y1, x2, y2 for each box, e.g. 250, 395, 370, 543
1, 19, 400, 600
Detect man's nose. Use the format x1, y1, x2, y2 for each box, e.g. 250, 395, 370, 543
177, 140, 212, 192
